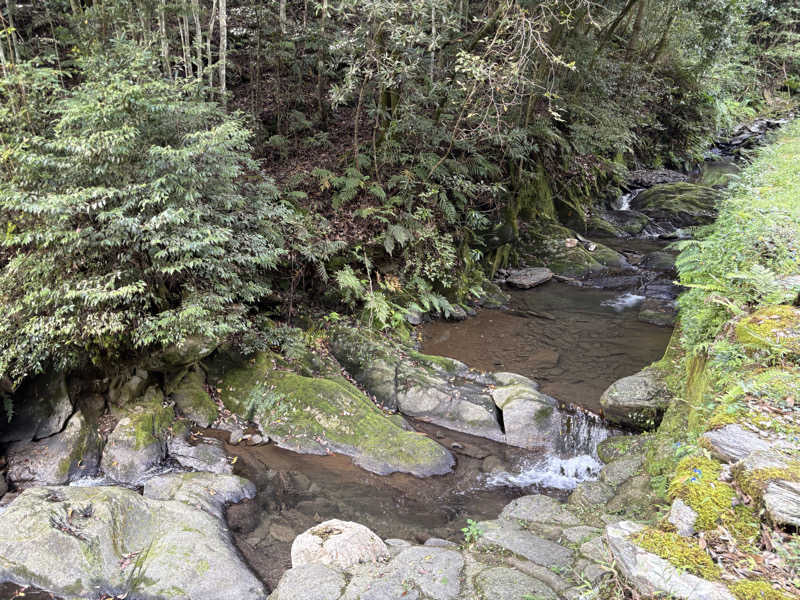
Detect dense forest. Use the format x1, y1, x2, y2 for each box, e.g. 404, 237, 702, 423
0, 0, 797, 392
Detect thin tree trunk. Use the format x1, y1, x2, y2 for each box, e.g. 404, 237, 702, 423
159, 0, 171, 78
353, 80, 367, 166
207, 0, 218, 91
626, 0, 647, 60
650, 12, 675, 63
219, 0, 227, 106
191, 0, 203, 80
5, 0, 19, 63
430, 0, 436, 83
315, 0, 328, 128
180, 10, 193, 78
279, 0, 287, 34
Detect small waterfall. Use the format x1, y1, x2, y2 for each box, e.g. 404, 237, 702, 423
555, 405, 613, 456
614, 188, 643, 211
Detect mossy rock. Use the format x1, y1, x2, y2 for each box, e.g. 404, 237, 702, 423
631, 183, 722, 228
735, 305, 800, 354
633, 528, 720, 580
597, 435, 647, 464
170, 368, 218, 428
729, 580, 794, 600
205, 350, 454, 477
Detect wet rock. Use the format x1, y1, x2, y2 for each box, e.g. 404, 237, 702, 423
270, 563, 345, 600
0, 372, 73, 444
475, 566, 557, 600
271, 522, 298, 543
446, 305, 468, 321
481, 455, 504, 473
763, 480, 800, 527
227, 500, 260, 534
600, 455, 643, 487
404, 309, 425, 326
631, 183, 721, 230
669, 498, 698, 537
505, 267, 553, 289
143, 471, 256, 519
474, 280, 510, 309
100, 393, 175, 484
594, 210, 651, 237
491, 376, 562, 451
170, 367, 218, 427
597, 436, 647, 464
167, 432, 233, 474
0, 485, 266, 600
642, 251, 676, 272
701, 424, 773, 463
600, 368, 670, 430
5, 411, 102, 486
291, 519, 389, 570
207, 349, 454, 478
606, 521, 735, 600
500, 495, 580, 528
218, 419, 247, 445
477, 520, 573, 568
568, 481, 615, 509
638, 298, 676, 327
628, 169, 689, 188
424, 538, 458, 548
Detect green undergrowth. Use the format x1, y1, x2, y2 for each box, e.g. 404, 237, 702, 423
729, 580, 794, 600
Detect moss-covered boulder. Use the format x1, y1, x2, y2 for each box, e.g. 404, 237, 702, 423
205, 350, 454, 477
101, 389, 176, 484
735, 305, 800, 354
145, 335, 218, 372
5, 411, 102, 486
0, 485, 265, 600
600, 367, 671, 430
631, 183, 722, 229
170, 367, 218, 427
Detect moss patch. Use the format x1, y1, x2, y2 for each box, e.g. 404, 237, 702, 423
633, 528, 720, 579
734, 463, 800, 504
735, 305, 800, 354
729, 580, 794, 600
668, 456, 735, 530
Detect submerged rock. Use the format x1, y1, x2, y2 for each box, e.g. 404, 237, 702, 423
0, 485, 266, 600
600, 368, 670, 430
206, 349, 454, 478
6, 411, 101, 486
605, 521, 735, 600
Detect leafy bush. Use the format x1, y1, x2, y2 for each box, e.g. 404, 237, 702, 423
0, 45, 290, 386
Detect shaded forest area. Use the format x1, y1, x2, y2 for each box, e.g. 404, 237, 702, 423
0, 0, 798, 390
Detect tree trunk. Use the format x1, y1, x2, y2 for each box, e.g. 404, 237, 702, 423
5, 0, 19, 63
279, 0, 287, 34
159, 0, 171, 78
207, 0, 218, 91
180, 8, 193, 78
315, 0, 328, 128
191, 0, 203, 80
626, 0, 647, 60
219, 0, 227, 106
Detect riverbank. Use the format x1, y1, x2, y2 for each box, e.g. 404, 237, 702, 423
607, 121, 800, 599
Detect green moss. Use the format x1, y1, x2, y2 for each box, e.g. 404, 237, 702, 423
129, 400, 175, 450
735, 463, 800, 504
729, 580, 794, 600
668, 456, 735, 530
171, 368, 218, 426
735, 305, 800, 354
407, 350, 461, 374
633, 182, 722, 221
633, 528, 720, 579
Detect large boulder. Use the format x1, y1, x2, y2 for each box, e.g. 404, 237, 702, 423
206, 350, 454, 478
169, 367, 218, 427
100, 391, 176, 484
631, 183, 721, 230
504, 267, 553, 289
5, 411, 101, 486
627, 169, 688, 188
167, 431, 233, 474
144, 472, 256, 519
146, 335, 218, 372
0, 372, 73, 444
0, 485, 266, 600
291, 519, 389, 570
600, 368, 670, 430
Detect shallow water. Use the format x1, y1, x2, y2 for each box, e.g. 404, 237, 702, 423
422, 281, 674, 415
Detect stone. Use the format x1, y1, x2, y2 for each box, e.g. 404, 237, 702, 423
638, 298, 677, 327
0, 372, 73, 444
631, 183, 721, 230
600, 368, 670, 430
447, 305, 468, 321
562, 526, 601, 544
474, 280, 510, 309
477, 520, 573, 568
491, 379, 562, 451
701, 424, 773, 463
404, 309, 425, 326
763, 479, 800, 527
167, 432, 233, 474
101, 397, 175, 484
423, 538, 458, 548
143, 471, 256, 519
291, 519, 389, 570
146, 335, 217, 371
600, 455, 643, 487
343, 546, 463, 600
0, 485, 266, 600
108, 368, 150, 407
627, 169, 688, 188
0, 473, 6, 499
170, 367, 218, 427
568, 481, 615, 509
642, 251, 676, 272
500, 495, 580, 527
605, 475, 654, 517
580, 536, 610, 563
669, 498, 698, 537
475, 566, 557, 600
596, 436, 646, 464
270, 563, 346, 600
505, 267, 554, 289
5, 411, 101, 486
605, 521, 736, 600
271, 523, 298, 543
481, 455, 504, 473
207, 349, 454, 478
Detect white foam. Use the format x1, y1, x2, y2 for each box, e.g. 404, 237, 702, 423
601, 293, 645, 312
614, 189, 642, 211
485, 454, 602, 491
69, 476, 111, 487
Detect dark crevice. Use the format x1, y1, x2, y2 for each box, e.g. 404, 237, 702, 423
494, 403, 506, 435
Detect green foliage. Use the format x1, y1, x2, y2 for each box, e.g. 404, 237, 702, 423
461, 519, 483, 546
0, 43, 290, 385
